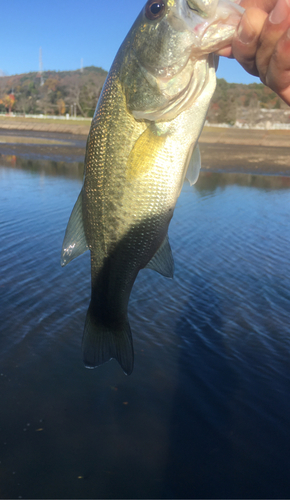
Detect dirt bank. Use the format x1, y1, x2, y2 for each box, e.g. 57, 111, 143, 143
0, 117, 90, 136
199, 126, 290, 148
0, 122, 289, 175
1, 117, 290, 146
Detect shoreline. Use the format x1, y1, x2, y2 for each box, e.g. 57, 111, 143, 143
1, 117, 290, 146
0, 121, 289, 176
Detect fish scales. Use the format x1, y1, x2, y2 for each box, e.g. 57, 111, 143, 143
61, 0, 244, 374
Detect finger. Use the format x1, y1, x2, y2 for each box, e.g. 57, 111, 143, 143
232, 8, 268, 76
215, 45, 234, 57
216, 1, 275, 58
216, 0, 276, 58
265, 28, 290, 104
239, 0, 276, 13
255, 0, 290, 83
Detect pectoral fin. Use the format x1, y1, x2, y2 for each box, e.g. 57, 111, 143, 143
186, 143, 201, 186
145, 235, 174, 278
61, 190, 88, 267
127, 126, 167, 181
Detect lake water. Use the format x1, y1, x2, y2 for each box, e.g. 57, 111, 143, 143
0, 156, 290, 499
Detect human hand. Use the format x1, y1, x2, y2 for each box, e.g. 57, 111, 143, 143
217, 0, 290, 106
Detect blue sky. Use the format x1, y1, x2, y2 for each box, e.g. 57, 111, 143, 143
2, 0, 260, 85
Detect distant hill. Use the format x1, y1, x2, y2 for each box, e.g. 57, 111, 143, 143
0, 67, 287, 123
0, 66, 107, 117
208, 78, 287, 125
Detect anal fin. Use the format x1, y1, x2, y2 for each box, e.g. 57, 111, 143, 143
145, 234, 174, 278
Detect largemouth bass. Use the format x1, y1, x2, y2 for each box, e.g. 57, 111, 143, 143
61, 0, 243, 375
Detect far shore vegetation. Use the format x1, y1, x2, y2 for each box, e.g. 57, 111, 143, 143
0, 66, 289, 125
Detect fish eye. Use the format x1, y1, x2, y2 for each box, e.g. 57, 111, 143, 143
145, 0, 166, 20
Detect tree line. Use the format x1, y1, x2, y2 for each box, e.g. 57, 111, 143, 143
0, 66, 107, 117
0, 67, 287, 122
207, 78, 287, 125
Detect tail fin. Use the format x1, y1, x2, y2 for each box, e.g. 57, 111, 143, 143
82, 307, 134, 375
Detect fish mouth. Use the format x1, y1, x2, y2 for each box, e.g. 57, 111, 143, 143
176, 0, 244, 53
186, 0, 219, 19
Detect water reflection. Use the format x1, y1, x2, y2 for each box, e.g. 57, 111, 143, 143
0, 153, 84, 180
0, 158, 290, 498
195, 171, 290, 194
2, 152, 290, 190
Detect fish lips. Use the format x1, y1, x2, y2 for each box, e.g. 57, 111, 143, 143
174, 0, 244, 45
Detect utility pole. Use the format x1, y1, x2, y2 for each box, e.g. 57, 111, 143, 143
39, 47, 44, 86
80, 58, 83, 73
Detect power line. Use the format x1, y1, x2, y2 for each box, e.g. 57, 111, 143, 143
39, 47, 44, 86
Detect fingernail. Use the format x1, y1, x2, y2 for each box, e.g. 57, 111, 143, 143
237, 14, 257, 44
269, 0, 290, 24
